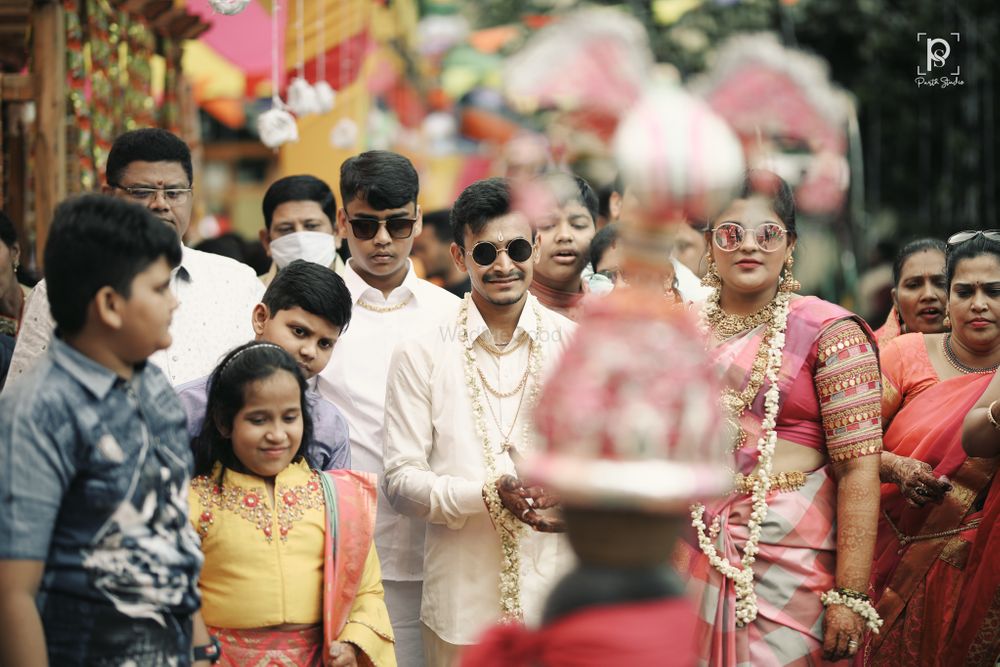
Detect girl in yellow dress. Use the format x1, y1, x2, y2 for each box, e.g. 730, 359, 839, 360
190, 341, 395, 666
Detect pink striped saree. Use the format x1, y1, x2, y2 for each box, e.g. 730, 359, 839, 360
683, 297, 871, 666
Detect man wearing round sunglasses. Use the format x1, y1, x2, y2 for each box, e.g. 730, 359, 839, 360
317, 150, 458, 667
527, 173, 598, 322
383, 177, 576, 666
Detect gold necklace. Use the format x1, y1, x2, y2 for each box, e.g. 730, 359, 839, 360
710, 299, 779, 340
357, 293, 413, 313
708, 297, 780, 450
479, 366, 531, 452
476, 332, 528, 357
477, 357, 531, 399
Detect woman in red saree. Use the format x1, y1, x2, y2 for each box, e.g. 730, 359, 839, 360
683, 171, 883, 666
873, 239, 947, 347
868, 232, 1000, 666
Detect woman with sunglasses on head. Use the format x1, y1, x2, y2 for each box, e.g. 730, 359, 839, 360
867, 230, 1000, 666
873, 238, 948, 346
682, 170, 883, 665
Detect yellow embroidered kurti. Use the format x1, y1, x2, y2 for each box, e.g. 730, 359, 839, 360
189, 460, 396, 666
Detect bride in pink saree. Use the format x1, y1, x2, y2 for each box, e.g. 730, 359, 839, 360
681, 171, 883, 666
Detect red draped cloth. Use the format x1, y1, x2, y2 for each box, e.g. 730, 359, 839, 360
940, 477, 1000, 665
869, 369, 997, 666
459, 598, 697, 667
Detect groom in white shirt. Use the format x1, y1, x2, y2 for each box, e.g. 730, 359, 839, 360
383, 177, 575, 666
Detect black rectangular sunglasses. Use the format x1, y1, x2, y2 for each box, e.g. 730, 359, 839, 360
345, 213, 417, 240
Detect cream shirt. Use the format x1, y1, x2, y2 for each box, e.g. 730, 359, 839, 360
317, 260, 458, 582
5, 246, 262, 388
383, 293, 576, 644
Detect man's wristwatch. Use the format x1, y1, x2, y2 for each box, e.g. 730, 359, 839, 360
192, 635, 222, 664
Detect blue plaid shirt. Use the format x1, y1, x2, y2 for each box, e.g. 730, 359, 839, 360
0, 337, 202, 626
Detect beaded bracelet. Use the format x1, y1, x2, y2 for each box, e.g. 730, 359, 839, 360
987, 400, 1000, 432
820, 589, 883, 633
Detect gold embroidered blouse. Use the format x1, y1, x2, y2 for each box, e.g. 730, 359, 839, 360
189, 460, 326, 628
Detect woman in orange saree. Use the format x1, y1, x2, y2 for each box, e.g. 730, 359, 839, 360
872, 239, 947, 348
868, 232, 1000, 666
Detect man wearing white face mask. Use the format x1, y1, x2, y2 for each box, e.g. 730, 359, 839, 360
259, 174, 345, 285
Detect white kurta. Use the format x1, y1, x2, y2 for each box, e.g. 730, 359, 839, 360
383, 293, 576, 645
317, 260, 459, 582
5, 246, 262, 388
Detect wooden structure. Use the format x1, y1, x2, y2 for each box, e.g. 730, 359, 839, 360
0, 0, 209, 269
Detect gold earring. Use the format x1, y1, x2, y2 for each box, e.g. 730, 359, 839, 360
701, 256, 722, 288
779, 256, 801, 293
943, 312, 951, 329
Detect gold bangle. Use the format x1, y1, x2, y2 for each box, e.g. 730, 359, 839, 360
987, 400, 1000, 432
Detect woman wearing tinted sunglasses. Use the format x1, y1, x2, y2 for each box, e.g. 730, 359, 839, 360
685, 171, 883, 665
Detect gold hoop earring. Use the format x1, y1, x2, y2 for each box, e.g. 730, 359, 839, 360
779, 256, 801, 293
701, 256, 722, 288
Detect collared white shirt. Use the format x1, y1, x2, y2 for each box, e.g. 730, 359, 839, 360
317, 259, 458, 582
382, 293, 576, 644
5, 246, 263, 388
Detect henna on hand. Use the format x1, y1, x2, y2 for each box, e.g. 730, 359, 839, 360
822, 603, 865, 661
494, 476, 566, 533
881, 451, 952, 506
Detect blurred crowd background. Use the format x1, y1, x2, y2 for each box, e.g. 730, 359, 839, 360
0, 0, 997, 328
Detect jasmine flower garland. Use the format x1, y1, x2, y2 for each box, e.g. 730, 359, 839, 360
692, 287, 791, 627
458, 295, 544, 622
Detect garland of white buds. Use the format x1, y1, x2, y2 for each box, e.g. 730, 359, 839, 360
692, 287, 791, 627
820, 590, 884, 633
459, 294, 544, 622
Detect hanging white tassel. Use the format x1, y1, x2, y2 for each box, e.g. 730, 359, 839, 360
314, 81, 336, 113
329, 118, 358, 149
258, 103, 299, 149
287, 77, 321, 117
208, 0, 252, 16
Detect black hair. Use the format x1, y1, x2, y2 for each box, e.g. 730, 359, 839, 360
597, 172, 625, 220
262, 175, 337, 230
192, 341, 315, 479
450, 177, 518, 247
44, 194, 181, 336
713, 170, 796, 234
422, 209, 452, 243
892, 238, 947, 286
0, 210, 33, 286
262, 259, 352, 332
105, 128, 193, 187
540, 173, 598, 226
946, 234, 1000, 288
339, 150, 419, 210
590, 223, 619, 270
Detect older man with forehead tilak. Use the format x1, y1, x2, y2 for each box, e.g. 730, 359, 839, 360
5, 128, 263, 389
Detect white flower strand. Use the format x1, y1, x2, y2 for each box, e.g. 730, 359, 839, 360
820, 590, 884, 633
691, 287, 791, 627
458, 295, 544, 622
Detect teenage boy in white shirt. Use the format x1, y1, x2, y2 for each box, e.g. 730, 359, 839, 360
317, 150, 458, 667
